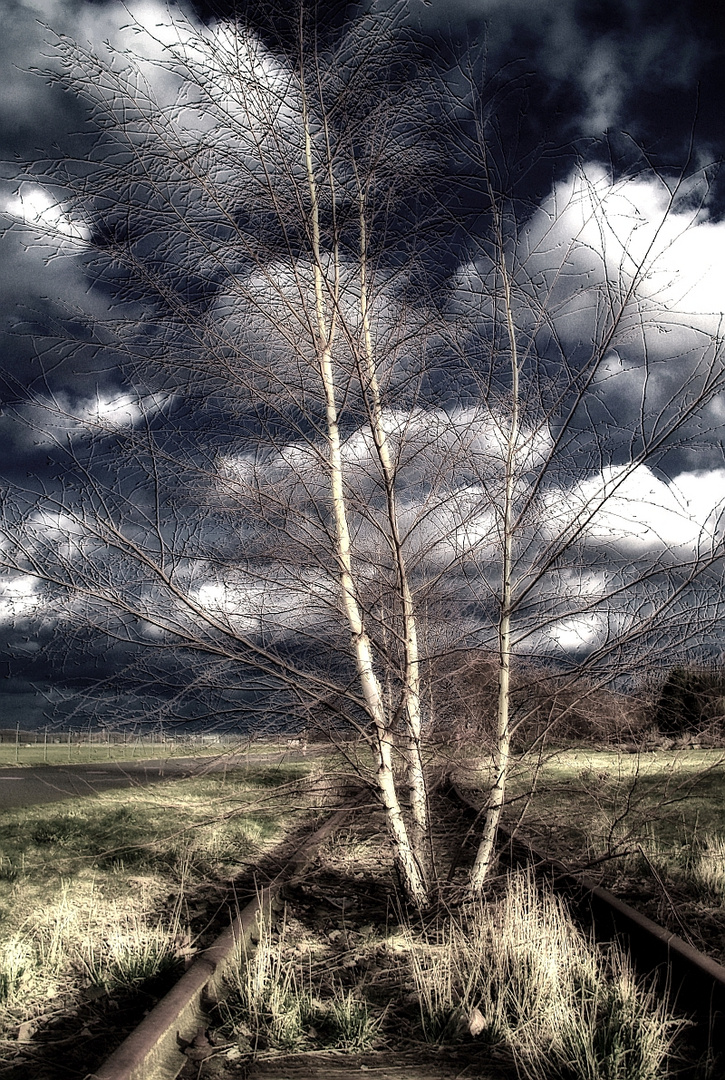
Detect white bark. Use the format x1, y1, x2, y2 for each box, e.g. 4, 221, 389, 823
301, 80, 428, 906
469, 225, 518, 895
356, 187, 429, 864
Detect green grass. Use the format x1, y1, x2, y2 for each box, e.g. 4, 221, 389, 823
0, 736, 283, 768
0, 759, 319, 1053
484, 747, 725, 864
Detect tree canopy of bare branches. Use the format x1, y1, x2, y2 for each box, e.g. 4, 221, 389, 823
2, 1, 725, 904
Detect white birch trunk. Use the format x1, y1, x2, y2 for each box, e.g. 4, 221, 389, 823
301, 91, 428, 907
357, 190, 429, 865
468, 233, 518, 895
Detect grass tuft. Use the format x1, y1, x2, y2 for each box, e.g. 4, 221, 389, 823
690, 833, 725, 903
0, 855, 21, 882
220, 911, 380, 1054
404, 870, 682, 1079
0, 936, 34, 1002
77, 915, 182, 991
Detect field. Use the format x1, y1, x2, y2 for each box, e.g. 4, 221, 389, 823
0, 755, 324, 1078
502, 747, 725, 856
2, 744, 724, 1079
0, 734, 283, 767
462, 746, 725, 965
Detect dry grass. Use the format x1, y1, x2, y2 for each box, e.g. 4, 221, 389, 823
404, 870, 683, 1079
219, 907, 382, 1054
690, 833, 725, 903
0, 761, 316, 1059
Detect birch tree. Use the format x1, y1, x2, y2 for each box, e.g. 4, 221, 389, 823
0, 1, 439, 906
447, 71, 725, 892
2, 2, 725, 908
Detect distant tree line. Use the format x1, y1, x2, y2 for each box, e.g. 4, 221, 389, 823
655, 664, 725, 736
429, 654, 725, 746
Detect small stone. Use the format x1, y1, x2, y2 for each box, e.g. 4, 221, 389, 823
468, 1007, 486, 1037
17, 1020, 37, 1043
225, 1046, 242, 1060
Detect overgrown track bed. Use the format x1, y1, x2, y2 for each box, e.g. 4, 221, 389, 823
499, 747, 725, 968
56, 779, 713, 1080
0, 760, 335, 1080
175, 793, 515, 1080
88, 795, 362, 1080
161, 789, 686, 1080
447, 779, 725, 1059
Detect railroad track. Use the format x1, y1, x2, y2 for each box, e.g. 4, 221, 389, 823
446, 778, 725, 1058
83, 794, 366, 1080
83, 778, 725, 1080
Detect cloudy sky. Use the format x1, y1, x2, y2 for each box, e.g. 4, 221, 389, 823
1, 0, 725, 730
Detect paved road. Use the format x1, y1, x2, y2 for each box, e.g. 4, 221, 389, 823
0, 752, 295, 809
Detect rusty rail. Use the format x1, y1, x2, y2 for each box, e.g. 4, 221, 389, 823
85, 802, 356, 1080
447, 778, 725, 1054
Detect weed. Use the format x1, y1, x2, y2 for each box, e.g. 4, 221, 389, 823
404, 870, 682, 1079
220, 912, 380, 1054
77, 914, 183, 991
327, 989, 378, 1051
0, 936, 34, 1002
690, 833, 725, 903
31, 813, 86, 847
32, 886, 79, 974
0, 855, 21, 882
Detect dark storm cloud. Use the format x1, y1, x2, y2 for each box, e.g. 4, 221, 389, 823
413, 0, 725, 200
0, 1, 92, 159
0, 2, 128, 407
1, 0, 725, 725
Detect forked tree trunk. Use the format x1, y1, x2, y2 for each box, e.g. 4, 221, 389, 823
302, 87, 428, 908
